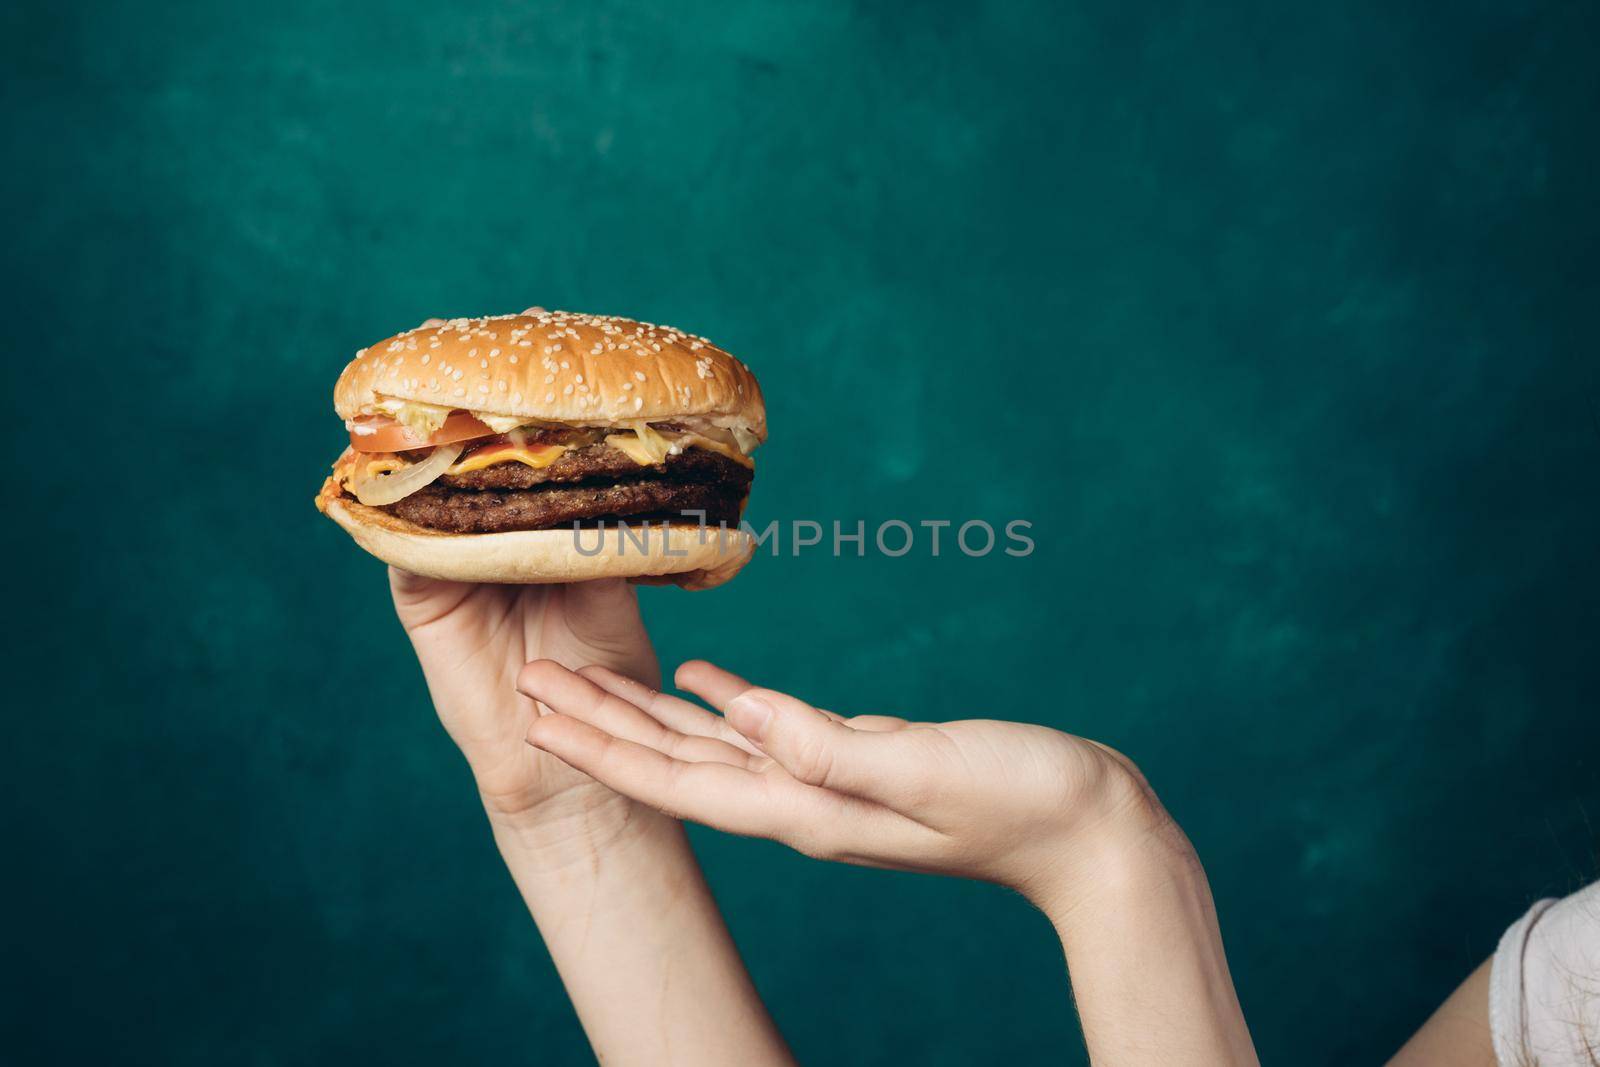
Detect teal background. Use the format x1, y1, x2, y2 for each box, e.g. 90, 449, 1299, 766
5, 1, 1598, 1063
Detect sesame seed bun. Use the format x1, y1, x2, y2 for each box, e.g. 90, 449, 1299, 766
334, 310, 766, 437
322, 493, 755, 590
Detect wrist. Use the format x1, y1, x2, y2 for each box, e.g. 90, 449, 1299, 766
1019, 758, 1195, 920
1034, 809, 1199, 929
1033, 803, 1256, 1065
483, 786, 678, 875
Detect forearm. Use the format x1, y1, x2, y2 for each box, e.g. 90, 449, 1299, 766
490, 805, 793, 1067
1043, 822, 1258, 1067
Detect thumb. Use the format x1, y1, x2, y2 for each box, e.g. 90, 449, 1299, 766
558, 579, 655, 667
561, 577, 638, 621
725, 688, 911, 801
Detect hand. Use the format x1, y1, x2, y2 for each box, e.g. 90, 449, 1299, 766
389, 568, 661, 848
514, 658, 1175, 912
517, 659, 1254, 1065
392, 584, 797, 1066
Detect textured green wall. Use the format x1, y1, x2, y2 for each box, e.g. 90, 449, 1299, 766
5, 1, 1598, 1063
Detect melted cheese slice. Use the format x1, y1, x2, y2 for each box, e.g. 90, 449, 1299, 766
448, 444, 569, 474
349, 444, 569, 482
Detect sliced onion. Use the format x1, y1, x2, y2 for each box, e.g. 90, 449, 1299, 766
350, 443, 464, 506
690, 421, 760, 455
730, 426, 761, 455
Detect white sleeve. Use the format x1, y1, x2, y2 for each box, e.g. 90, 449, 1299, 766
1490, 880, 1600, 1067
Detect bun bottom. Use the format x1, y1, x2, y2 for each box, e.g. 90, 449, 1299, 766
322, 494, 754, 590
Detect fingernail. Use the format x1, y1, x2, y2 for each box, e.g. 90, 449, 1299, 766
725, 693, 774, 739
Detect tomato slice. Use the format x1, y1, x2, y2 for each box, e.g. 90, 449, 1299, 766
348, 411, 496, 452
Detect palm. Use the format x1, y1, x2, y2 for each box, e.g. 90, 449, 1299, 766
389, 569, 660, 818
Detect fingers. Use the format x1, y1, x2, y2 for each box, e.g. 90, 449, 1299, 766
560, 579, 644, 644
677, 660, 927, 802
674, 659, 756, 712
726, 692, 923, 803
525, 714, 794, 837
555, 581, 656, 677
844, 714, 912, 733
675, 659, 844, 726
388, 564, 453, 600
527, 713, 941, 863
674, 660, 901, 731
387, 566, 475, 628
578, 665, 766, 757
518, 661, 754, 767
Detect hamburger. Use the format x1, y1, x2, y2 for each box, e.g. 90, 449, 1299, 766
316, 309, 764, 589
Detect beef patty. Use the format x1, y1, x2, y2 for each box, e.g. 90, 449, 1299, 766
375, 446, 752, 533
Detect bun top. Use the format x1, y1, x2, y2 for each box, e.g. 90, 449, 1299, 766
334, 310, 766, 439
